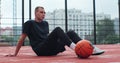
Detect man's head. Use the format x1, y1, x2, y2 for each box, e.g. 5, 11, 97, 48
35, 6, 46, 22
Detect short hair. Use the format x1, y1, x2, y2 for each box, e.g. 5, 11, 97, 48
35, 6, 44, 12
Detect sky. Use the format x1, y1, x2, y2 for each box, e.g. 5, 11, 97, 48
0, 0, 119, 27
30, 0, 118, 19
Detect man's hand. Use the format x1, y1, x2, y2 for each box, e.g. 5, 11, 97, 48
5, 54, 16, 57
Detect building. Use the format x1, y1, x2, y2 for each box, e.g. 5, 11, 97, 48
114, 18, 119, 35
0, 0, 1, 35
45, 9, 111, 39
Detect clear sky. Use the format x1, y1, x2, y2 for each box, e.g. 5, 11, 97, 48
30, 0, 118, 19
0, 0, 119, 27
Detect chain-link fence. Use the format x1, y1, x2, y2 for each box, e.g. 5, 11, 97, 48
0, 0, 119, 46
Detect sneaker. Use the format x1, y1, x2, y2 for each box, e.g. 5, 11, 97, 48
92, 46, 105, 55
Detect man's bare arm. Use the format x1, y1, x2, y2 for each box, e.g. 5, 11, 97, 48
5, 33, 27, 57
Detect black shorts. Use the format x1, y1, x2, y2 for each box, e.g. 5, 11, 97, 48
33, 39, 66, 56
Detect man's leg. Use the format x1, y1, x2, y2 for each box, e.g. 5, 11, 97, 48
66, 30, 82, 44
66, 30, 104, 55
47, 27, 76, 51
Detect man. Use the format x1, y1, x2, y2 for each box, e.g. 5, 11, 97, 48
6, 6, 104, 56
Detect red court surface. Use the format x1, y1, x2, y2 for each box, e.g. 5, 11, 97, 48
0, 44, 120, 63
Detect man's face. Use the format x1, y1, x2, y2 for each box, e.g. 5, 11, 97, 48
35, 8, 46, 21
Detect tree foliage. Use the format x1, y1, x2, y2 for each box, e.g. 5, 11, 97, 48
96, 18, 117, 44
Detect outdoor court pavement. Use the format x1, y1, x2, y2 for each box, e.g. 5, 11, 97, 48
0, 44, 120, 63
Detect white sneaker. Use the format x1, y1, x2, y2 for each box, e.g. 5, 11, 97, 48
92, 46, 105, 55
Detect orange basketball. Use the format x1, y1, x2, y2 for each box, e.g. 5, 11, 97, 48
75, 39, 94, 58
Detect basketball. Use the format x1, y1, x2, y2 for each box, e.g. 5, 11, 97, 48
75, 39, 94, 58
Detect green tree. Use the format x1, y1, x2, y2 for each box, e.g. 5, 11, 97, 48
104, 35, 119, 44
96, 18, 115, 44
